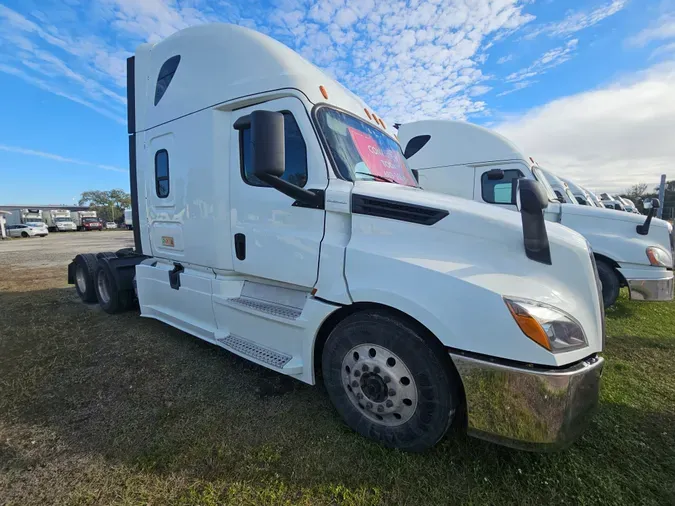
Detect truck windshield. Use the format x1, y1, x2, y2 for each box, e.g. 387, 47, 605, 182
530, 167, 559, 202
83, 217, 97, 223
315, 107, 418, 187
55, 217, 71, 222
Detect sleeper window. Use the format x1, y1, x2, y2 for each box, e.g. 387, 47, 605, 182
481, 169, 523, 204
155, 149, 170, 198
240, 112, 308, 187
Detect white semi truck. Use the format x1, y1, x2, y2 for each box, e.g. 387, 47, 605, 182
43, 209, 76, 232
398, 120, 674, 308
67, 24, 605, 452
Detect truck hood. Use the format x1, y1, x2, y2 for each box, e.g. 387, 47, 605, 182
559, 203, 673, 265
347, 181, 604, 366
353, 181, 587, 252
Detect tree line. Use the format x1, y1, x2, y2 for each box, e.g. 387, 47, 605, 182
620, 180, 675, 219
78, 189, 131, 223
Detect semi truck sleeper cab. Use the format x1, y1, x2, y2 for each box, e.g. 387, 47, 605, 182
68, 23, 604, 452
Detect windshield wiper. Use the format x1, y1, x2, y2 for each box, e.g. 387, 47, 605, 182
354, 171, 399, 184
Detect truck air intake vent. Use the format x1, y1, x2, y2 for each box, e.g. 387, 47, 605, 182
352, 195, 448, 225
154, 55, 181, 106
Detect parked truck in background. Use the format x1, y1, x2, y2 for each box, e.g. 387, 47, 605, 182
398, 120, 674, 308
5, 209, 46, 227
67, 23, 605, 453
71, 211, 97, 230
124, 209, 133, 230
43, 209, 76, 232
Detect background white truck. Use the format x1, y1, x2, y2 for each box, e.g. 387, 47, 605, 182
398, 120, 674, 307
124, 209, 133, 230
67, 23, 604, 453
43, 209, 76, 232
5, 208, 46, 227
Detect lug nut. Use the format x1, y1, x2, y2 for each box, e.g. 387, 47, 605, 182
357, 393, 363, 400
377, 405, 384, 413
354, 370, 361, 377
362, 364, 369, 372
352, 381, 358, 388
366, 402, 373, 409
386, 400, 393, 408
373, 366, 380, 374
388, 389, 396, 396
383, 376, 391, 383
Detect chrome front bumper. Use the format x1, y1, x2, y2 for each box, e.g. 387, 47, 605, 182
627, 276, 674, 301
451, 353, 604, 451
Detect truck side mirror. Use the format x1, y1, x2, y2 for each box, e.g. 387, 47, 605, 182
517, 179, 551, 265
637, 198, 660, 235
234, 110, 323, 209
251, 110, 286, 179
486, 169, 504, 180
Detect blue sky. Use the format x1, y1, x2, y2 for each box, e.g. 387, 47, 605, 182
1, 0, 674, 203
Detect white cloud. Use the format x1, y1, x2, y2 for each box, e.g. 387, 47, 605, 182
505, 39, 578, 84
627, 13, 675, 47
497, 54, 513, 64
0, 0, 539, 126
496, 63, 675, 192
0, 144, 127, 172
526, 0, 627, 39
496, 80, 535, 97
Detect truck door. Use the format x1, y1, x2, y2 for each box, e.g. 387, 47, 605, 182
474, 166, 524, 212
229, 97, 326, 288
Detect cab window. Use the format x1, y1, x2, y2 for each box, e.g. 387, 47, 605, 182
239, 112, 308, 188
481, 169, 523, 204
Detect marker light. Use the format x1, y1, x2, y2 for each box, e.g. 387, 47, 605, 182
319, 86, 328, 99
364, 108, 372, 119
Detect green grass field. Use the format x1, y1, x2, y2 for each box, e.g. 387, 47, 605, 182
1, 267, 674, 505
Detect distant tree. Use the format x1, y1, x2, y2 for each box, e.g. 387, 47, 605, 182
79, 189, 131, 222
622, 183, 648, 202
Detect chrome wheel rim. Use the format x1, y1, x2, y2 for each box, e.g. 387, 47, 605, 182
341, 344, 417, 427
75, 265, 88, 293
97, 271, 110, 304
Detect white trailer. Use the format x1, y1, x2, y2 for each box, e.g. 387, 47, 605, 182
67, 24, 605, 453
124, 209, 133, 230
72, 210, 99, 231
398, 120, 674, 307
43, 209, 76, 232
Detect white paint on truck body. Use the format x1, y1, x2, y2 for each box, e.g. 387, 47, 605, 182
398, 120, 674, 302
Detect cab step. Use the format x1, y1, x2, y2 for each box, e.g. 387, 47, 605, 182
215, 333, 302, 373
228, 297, 302, 320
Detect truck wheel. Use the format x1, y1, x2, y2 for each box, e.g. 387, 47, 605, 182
596, 261, 620, 307
322, 310, 459, 452
21, 232, 28, 238
94, 264, 133, 314
73, 253, 99, 303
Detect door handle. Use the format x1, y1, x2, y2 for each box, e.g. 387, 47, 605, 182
234, 233, 246, 260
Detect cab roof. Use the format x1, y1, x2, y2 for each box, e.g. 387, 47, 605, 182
133, 23, 387, 135
397, 120, 528, 170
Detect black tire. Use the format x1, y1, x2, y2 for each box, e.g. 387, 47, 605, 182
73, 253, 99, 303
21, 232, 28, 238
94, 264, 133, 314
322, 310, 459, 452
596, 261, 620, 308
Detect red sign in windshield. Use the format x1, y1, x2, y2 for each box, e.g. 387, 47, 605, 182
348, 128, 416, 186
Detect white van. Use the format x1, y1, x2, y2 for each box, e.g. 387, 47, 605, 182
398, 120, 674, 307
67, 24, 605, 452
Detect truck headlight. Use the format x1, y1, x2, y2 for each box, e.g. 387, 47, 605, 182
504, 298, 588, 353
646, 246, 672, 267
